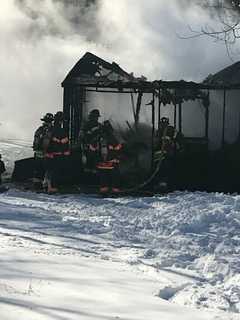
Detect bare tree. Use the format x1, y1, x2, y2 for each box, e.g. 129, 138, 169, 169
184, 1, 240, 55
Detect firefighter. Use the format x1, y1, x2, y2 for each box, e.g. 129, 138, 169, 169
0, 154, 6, 185
156, 117, 177, 154
154, 117, 184, 189
33, 113, 54, 187
96, 126, 123, 194
33, 113, 54, 157
81, 109, 103, 170
45, 111, 70, 193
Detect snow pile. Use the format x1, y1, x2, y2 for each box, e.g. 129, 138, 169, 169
0, 142, 239, 318
1, 189, 239, 315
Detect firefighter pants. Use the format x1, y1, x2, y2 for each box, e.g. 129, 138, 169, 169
86, 150, 101, 170
97, 166, 120, 189
34, 157, 46, 181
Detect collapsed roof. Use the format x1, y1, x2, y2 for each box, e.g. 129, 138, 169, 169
62, 52, 205, 90
62, 52, 135, 86
61, 52, 212, 105
62, 52, 240, 91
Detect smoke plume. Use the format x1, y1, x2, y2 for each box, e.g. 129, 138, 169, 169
0, 0, 238, 141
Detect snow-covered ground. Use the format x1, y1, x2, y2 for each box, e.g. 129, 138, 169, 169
0, 141, 239, 319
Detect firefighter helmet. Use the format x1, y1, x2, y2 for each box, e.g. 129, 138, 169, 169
41, 113, 54, 123
160, 117, 169, 124
89, 109, 101, 119
54, 111, 64, 122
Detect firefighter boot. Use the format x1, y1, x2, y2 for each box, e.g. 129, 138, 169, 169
47, 186, 58, 194
47, 181, 58, 194
99, 186, 109, 194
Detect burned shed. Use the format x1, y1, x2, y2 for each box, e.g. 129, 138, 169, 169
62, 52, 136, 145
12, 52, 240, 193
60, 52, 211, 190
60, 53, 240, 192
62, 52, 210, 148
204, 61, 240, 148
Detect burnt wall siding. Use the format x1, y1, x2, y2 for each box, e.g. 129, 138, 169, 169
63, 86, 85, 145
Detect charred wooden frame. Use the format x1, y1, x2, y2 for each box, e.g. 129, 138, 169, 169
62, 74, 237, 163
222, 88, 227, 148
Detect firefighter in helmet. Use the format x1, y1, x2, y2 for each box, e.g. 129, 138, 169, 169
46, 111, 70, 158
45, 111, 70, 193
81, 109, 103, 170
33, 113, 54, 188
154, 117, 184, 189
96, 122, 123, 193
33, 113, 54, 158
155, 117, 183, 155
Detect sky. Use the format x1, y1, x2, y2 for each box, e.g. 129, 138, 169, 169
0, 0, 239, 140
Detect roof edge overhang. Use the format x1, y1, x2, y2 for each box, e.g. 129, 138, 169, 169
61, 79, 240, 91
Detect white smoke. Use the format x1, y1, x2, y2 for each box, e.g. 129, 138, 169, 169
0, 0, 238, 141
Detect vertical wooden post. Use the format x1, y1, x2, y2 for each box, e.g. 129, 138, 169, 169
158, 89, 161, 131
238, 107, 240, 142
74, 87, 78, 143
205, 92, 209, 143
178, 102, 182, 133
151, 92, 155, 172
76, 87, 85, 142
173, 87, 177, 128
70, 87, 74, 145
63, 86, 85, 145
63, 86, 70, 140
221, 88, 226, 148
78, 87, 85, 130
135, 91, 143, 131
174, 104, 177, 128
72, 87, 76, 144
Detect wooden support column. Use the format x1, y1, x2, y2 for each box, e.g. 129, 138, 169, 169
151, 92, 155, 172
221, 88, 226, 148
74, 87, 80, 144
135, 91, 143, 131
178, 102, 182, 133
174, 104, 177, 128
70, 87, 74, 145
63, 86, 70, 140
63, 86, 86, 146
72, 87, 77, 144
204, 93, 209, 143
158, 89, 161, 131
205, 107, 209, 140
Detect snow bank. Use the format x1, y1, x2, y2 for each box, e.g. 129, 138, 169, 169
1, 188, 239, 315
0, 142, 239, 318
